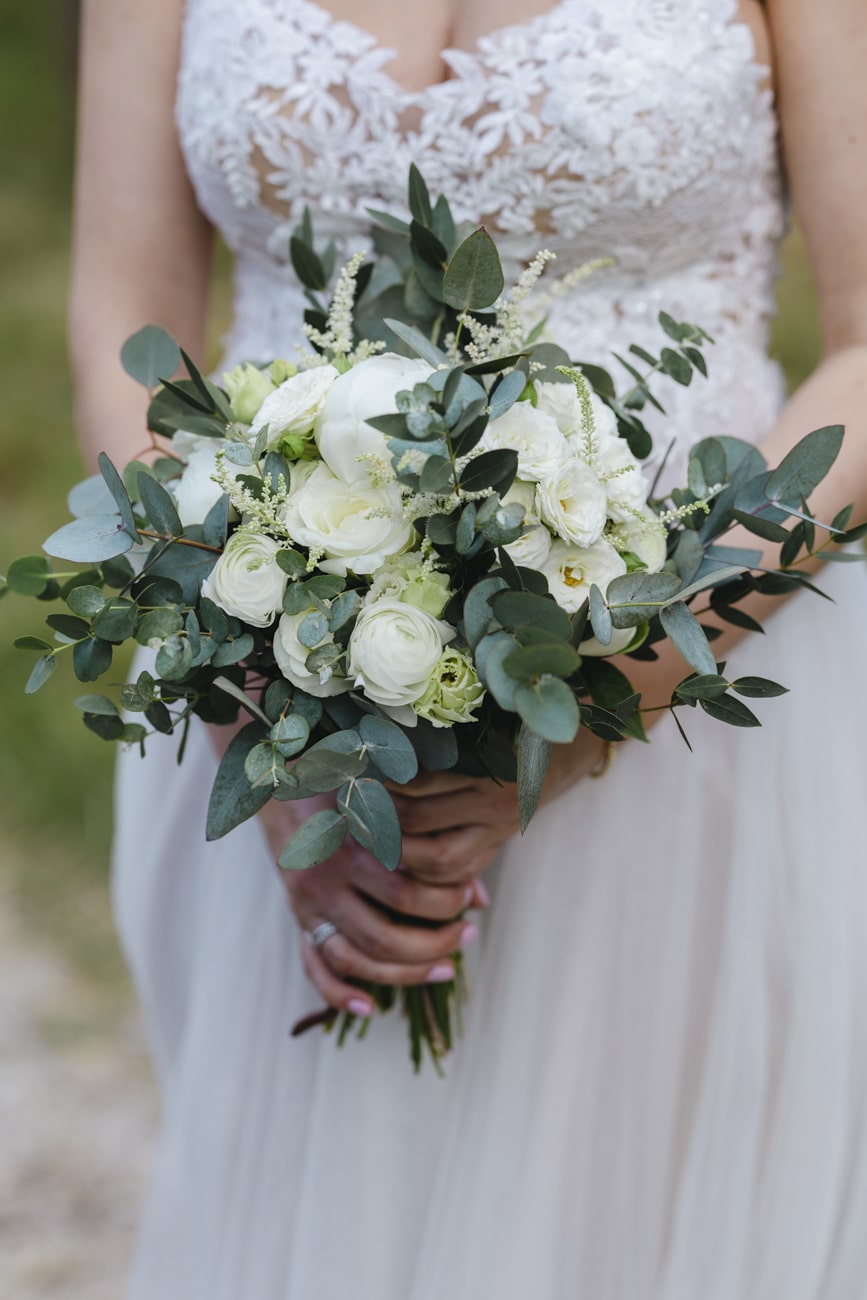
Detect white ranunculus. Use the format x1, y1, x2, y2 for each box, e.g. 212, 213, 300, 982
596, 438, 650, 523
542, 537, 627, 615
617, 508, 669, 573
171, 434, 243, 527
273, 608, 351, 697
578, 625, 637, 657
200, 532, 287, 627
501, 478, 553, 568
479, 402, 570, 482
315, 353, 433, 484
250, 365, 339, 448
536, 380, 619, 446
347, 598, 455, 717
282, 462, 412, 576
536, 457, 608, 548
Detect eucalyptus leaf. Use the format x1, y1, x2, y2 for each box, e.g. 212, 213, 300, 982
206, 722, 271, 840
659, 602, 717, 676
67, 475, 116, 519
98, 452, 140, 541
6, 555, 52, 596
442, 228, 505, 310
72, 637, 112, 682
278, 809, 348, 871
121, 325, 181, 389
338, 778, 402, 869
766, 425, 844, 503
383, 319, 447, 368
699, 695, 761, 728
43, 515, 134, 563
588, 583, 613, 645
606, 570, 682, 627
25, 653, 57, 695
514, 677, 580, 744
138, 471, 183, 537
516, 725, 553, 832
488, 370, 528, 421
358, 714, 418, 784
463, 575, 508, 649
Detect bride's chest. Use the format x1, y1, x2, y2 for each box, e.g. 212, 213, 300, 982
176, 0, 781, 268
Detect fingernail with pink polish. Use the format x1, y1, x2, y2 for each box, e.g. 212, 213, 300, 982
347, 998, 373, 1018
427, 964, 455, 983
474, 880, 491, 909
460, 922, 479, 949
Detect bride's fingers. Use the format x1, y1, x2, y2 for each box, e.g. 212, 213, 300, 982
399, 826, 499, 882
299, 939, 375, 1017
391, 789, 517, 836
347, 853, 475, 921
387, 771, 480, 799
316, 930, 461, 989
328, 890, 474, 967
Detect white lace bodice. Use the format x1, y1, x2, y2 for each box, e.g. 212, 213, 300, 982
176, 0, 788, 462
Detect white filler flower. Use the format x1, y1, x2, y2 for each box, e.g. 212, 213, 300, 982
250, 365, 339, 447
347, 599, 455, 716
282, 462, 412, 576
273, 608, 351, 697
315, 353, 433, 484
536, 458, 608, 548
200, 532, 287, 627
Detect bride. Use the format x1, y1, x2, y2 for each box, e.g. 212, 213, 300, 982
71, 1, 867, 1296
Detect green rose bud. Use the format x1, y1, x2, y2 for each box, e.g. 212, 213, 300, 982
399, 569, 452, 619
268, 359, 298, 385
222, 363, 278, 425
414, 648, 485, 727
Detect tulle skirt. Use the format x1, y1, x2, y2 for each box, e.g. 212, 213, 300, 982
113, 559, 867, 1300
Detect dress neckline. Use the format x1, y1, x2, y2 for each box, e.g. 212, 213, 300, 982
295, 0, 773, 100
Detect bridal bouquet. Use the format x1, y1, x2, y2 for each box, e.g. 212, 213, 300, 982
4, 167, 863, 1069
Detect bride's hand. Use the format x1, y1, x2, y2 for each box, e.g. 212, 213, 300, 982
390, 729, 612, 884
259, 799, 484, 1018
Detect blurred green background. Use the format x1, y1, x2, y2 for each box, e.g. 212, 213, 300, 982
0, 3, 822, 980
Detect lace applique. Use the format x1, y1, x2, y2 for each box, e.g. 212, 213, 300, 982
176, 0, 787, 477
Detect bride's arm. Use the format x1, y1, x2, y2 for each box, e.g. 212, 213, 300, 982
393, 0, 867, 881
69, 1, 478, 1015
69, 0, 213, 471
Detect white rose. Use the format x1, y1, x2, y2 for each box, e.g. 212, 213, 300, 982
536, 380, 619, 446
282, 462, 412, 576
200, 532, 287, 627
501, 479, 552, 568
347, 598, 455, 717
315, 353, 433, 484
171, 434, 243, 527
250, 365, 339, 448
542, 538, 627, 614
479, 402, 570, 482
536, 457, 608, 548
596, 438, 650, 523
617, 508, 668, 573
273, 609, 351, 697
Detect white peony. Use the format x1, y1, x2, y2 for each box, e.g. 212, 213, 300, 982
542, 537, 627, 614
616, 508, 669, 573
171, 432, 242, 527
596, 438, 650, 523
315, 353, 433, 484
501, 479, 552, 568
200, 532, 287, 627
273, 609, 351, 697
536, 457, 608, 548
479, 402, 570, 482
347, 598, 455, 719
281, 462, 412, 576
250, 365, 339, 448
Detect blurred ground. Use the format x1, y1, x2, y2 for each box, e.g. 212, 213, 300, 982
0, 1, 823, 1296
0, 869, 155, 1299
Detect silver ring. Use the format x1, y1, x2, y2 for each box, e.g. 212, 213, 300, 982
304, 921, 338, 949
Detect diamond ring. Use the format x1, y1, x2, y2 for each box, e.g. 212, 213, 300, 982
304, 921, 338, 949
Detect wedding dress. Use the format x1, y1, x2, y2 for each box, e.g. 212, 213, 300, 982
112, 2, 867, 1296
